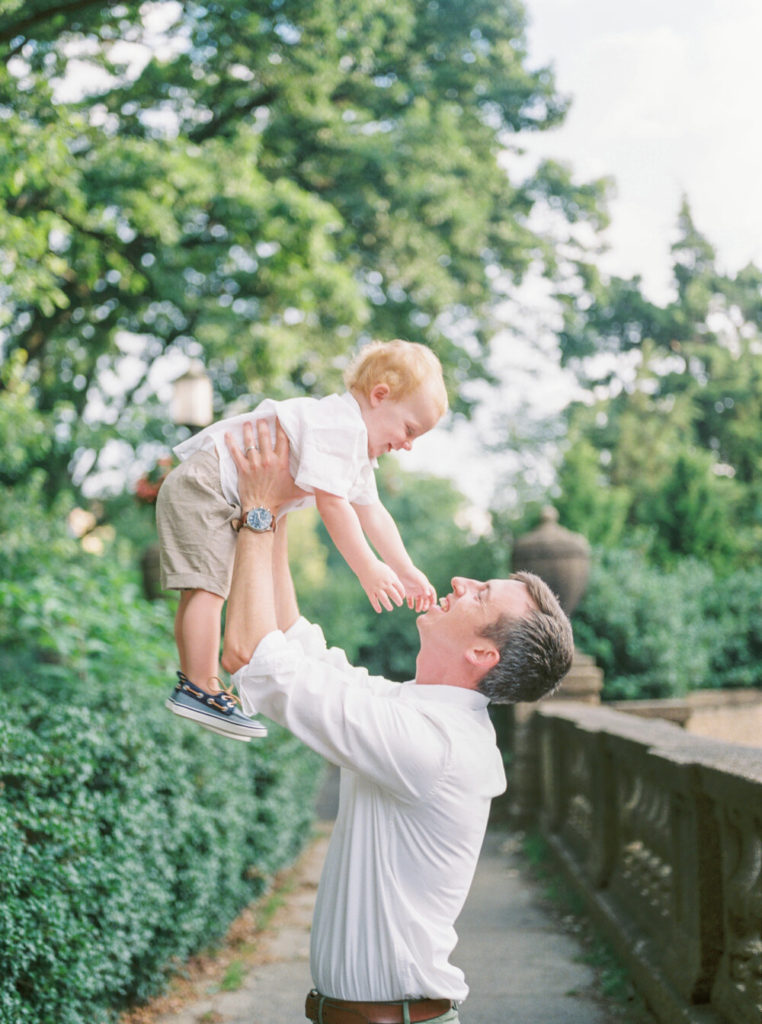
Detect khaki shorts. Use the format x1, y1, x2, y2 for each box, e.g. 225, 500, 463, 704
155, 449, 241, 598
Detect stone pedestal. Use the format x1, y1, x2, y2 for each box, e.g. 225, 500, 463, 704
505, 507, 601, 824
506, 651, 603, 825
549, 651, 603, 705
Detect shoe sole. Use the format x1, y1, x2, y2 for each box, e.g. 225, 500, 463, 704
166, 698, 268, 740
192, 721, 253, 742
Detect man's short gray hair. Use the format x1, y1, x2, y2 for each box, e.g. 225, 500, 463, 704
476, 571, 574, 704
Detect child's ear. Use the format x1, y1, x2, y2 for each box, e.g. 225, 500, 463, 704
369, 382, 391, 407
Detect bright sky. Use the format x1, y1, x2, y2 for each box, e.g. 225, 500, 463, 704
405, 0, 762, 519
522, 0, 762, 302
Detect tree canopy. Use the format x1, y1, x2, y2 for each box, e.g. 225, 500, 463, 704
1, 0, 609, 504
553, 200, 762, 568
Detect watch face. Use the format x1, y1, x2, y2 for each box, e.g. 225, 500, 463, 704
245, 507, 273, 531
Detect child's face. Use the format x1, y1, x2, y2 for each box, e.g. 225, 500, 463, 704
362, 383, 443, 459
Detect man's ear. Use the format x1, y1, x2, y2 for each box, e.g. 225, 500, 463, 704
465, 642, 499, 673
369, 382, 390, 407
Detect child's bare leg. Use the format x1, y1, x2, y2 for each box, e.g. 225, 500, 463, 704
175, 588, 225, 694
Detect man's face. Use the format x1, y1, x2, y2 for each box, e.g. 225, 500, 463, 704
362, 384, 442, 460
415, 576, 535, 683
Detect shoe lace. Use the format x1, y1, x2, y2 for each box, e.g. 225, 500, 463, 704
208, 676, 242, 708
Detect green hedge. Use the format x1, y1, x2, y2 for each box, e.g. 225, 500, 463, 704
572, 546, 762, 699
0, 535, 323, 1023
0, 691, 322, 1023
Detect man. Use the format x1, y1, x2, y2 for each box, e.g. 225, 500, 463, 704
221, 419, 574, 1024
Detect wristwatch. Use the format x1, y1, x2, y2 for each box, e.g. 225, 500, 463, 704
238, 506, 276, 533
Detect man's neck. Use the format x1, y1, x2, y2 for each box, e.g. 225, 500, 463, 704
414, 657, 481, 690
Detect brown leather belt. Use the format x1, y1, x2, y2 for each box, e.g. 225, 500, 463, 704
305, 989, 452, 1024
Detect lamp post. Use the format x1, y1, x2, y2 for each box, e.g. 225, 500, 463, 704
141, 359, 214, 600
170, 359, 214, 433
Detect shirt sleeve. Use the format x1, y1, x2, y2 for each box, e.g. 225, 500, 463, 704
346, 457, 378, 505
286, 395, 376, 502
232, 625, 449, 803
281, 616, 391, 686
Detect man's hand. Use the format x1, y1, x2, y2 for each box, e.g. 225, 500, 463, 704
226, 419, 293, 517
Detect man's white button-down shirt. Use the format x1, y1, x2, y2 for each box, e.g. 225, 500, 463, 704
233, 616, 507, 1002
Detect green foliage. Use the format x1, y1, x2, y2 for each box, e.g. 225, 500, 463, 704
554, 437, 630, 549
554, 201, 762, 568
573, 547, 716, 699
703, 567, 762, 689
1, 0, 608, 507
0, 442, 321, 1022
573, 546, 762, 700
0, 351, 52, 484
0, 374, 172, 685
0, 353, 83, 578
641, 449, 741, 567
0, 691, 321, 1023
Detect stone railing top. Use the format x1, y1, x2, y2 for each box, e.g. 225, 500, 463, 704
610, 687, 762, 713
535, 700, 762, 783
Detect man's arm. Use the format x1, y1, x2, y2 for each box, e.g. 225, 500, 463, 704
221, 419, 294, 674
220, 420, 447, 801
273, 517, 299, 633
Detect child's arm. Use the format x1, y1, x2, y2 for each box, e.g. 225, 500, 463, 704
314, 489, 405, 614
354, 500, 437, 613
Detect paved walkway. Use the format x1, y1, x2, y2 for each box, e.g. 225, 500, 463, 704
142, 770, 621, 1024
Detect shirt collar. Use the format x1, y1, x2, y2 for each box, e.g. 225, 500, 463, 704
400, 679, 490, 710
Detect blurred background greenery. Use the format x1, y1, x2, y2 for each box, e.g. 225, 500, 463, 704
1, 1, 761, 1019
2, 0, 760, 694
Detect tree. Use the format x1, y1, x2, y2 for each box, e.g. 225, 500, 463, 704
1, 0, 609, 505
553, 200, 762, 567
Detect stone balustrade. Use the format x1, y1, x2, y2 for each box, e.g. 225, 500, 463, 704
522, 701, 762, 1024
610, 689, 762, 748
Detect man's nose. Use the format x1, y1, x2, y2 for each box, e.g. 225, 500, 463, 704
451, 577, 471, 595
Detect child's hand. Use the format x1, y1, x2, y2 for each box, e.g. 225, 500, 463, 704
359, 561, 406, 614
397, 566, 437, 613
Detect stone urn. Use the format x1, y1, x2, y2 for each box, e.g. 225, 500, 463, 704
512, 505, 590, 617
511, 506, 601, 703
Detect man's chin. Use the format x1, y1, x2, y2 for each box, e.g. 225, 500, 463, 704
417, 605, 441, 625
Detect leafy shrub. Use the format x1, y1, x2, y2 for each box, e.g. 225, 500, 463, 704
0, 692, 321, 1023
704, 567, 762, 688
573, 546, 762, 699
0, 525, 322, 1023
